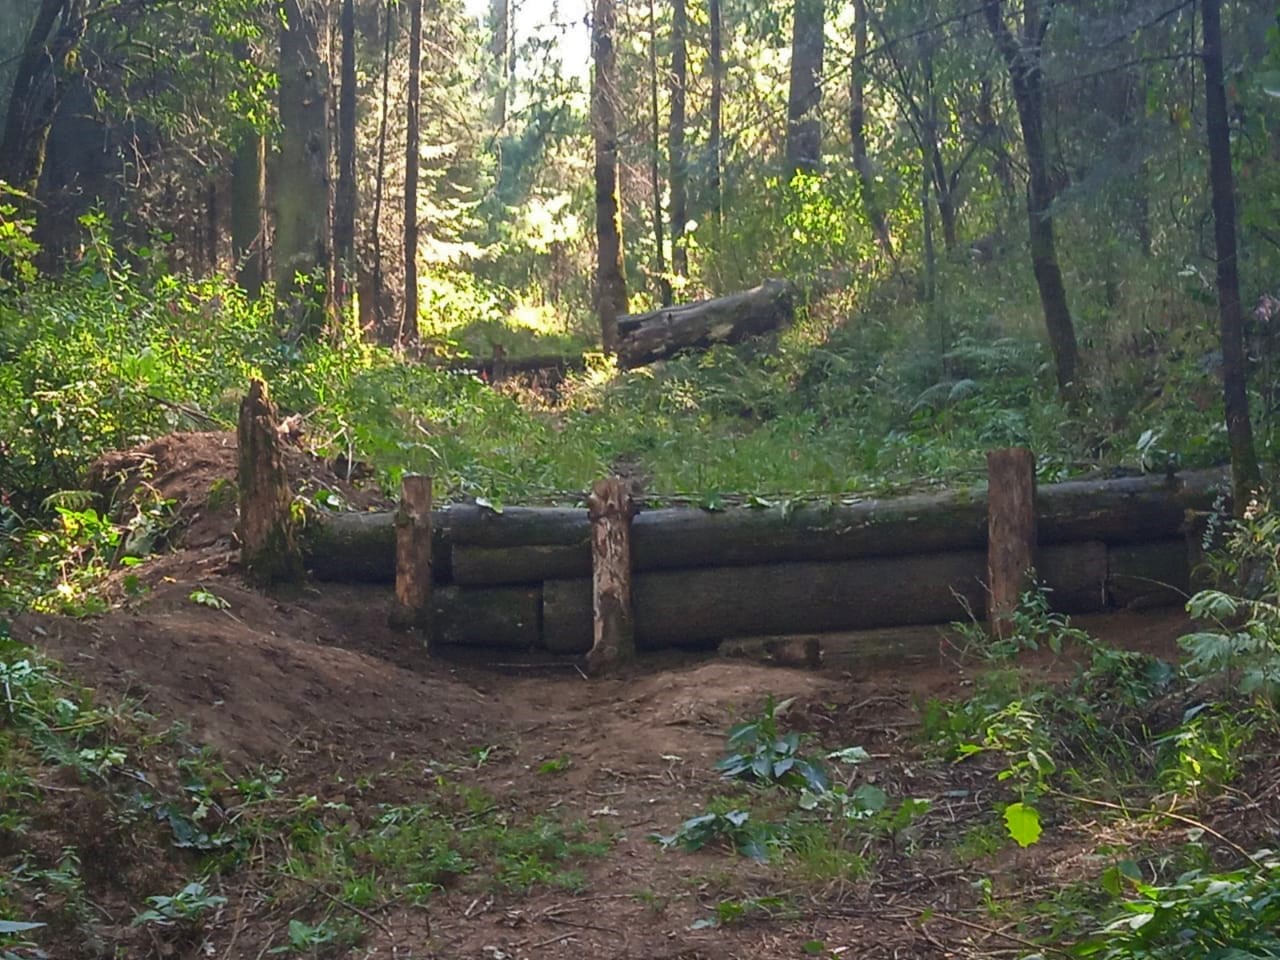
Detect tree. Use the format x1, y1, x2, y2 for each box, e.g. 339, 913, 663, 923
489, 0, 510, 129
230, 125, 266, 297
370, 0, 395, 332
646, 0, 671, 306
402, 0, 423, 345
274, 0, 332, 338
785, 0, 825, 177
707, 0, 723, 230
850, 0, 891, 253
334, 0, 358, 309
669, 0, 689, 280
985, 0, 1079, 397
1201, 0, 1260, 510
592, 0, 628, 352
0, 0, 89, 199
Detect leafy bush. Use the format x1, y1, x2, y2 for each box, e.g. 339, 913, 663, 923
716, 696, 829, 793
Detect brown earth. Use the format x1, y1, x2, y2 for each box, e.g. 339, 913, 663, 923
9, 432, 1273, 960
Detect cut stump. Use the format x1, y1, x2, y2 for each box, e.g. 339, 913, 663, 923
986, 447, 1037, 635
390, 474, 434, 639
237, 379, 303, 585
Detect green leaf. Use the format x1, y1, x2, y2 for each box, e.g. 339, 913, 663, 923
802, 941, 827, 955
1003, 801, 1042, 847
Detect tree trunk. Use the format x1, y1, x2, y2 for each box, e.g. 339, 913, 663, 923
592, 0, 628, 352
230, 130, 266, 297
334, 0, 357, 309
401, 0, 423, 345
785, 0, 824, 177
489, 0, 510, 128
708, 0, 723, 231
616, 279, 795, 367
237, 380, 304, 585
371, 0, 394, 333
0, 0, 85, 201
850, 0, 890, 253
669, 0, 689, 280
985, 448, 1037, 634
1201, 0, 1261, 512
587, 477, 637, 672
985, 0, 1079, 398
274, 0, 332, 339
390, 474, 433, 634
646, 0, 671, 306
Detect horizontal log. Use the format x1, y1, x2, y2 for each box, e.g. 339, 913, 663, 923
434, 585, 541, 649
718, 635, 821, 668
616, 279, 796, 369
538, 542, 1107, 652
440, 354, 586, 380
1107, 539, 1190, 610
301, 469, 1227, 586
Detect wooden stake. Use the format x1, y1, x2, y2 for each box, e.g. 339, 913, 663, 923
986, 447, 1037, 636
587, 477, 637, 673
237, 379, 303, 585
390, 474, 434, 640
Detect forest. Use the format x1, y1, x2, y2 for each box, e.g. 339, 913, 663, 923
2, 0, 1280, 956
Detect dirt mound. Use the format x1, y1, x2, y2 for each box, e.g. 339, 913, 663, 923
86, 431, 390, 551
20, 578, 498, 768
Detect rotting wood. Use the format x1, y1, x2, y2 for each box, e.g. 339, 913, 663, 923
986, 447, 1037, 635
586, 477, 637, 674
237, 379, 303, 585
390, 474, 433, 638
615, 279, 795, 368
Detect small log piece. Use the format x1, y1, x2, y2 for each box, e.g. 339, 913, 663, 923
390, 474, 434, 637
986, 447, 1037, 635
237, 379, 304, 585
586, 477, 638, 674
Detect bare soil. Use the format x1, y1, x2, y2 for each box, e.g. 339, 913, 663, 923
10, 432, 1274, 960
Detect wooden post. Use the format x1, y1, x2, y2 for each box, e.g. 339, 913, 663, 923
587, 476, 637, 673
986, 447, 1037, 636
390, 474, 434, 641
237, 379, 304, 585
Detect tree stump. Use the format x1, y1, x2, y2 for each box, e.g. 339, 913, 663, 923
586, 477, 637, 674
390, 474, 434, 641
237, 379, 304, 585
986, 447, 1037, 636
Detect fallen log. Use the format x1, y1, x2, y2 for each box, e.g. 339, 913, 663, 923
1107, 539, 1190, 609
536, 542, 1108, 653
615, 279, 795, 368
300, 469, 1227, 586
434, 585, 541, 648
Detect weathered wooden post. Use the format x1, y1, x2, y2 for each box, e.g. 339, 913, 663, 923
986, 447, 1037, 636
237, 379, 304, 585
390, 474, 434, 642
587, 476, 637, 674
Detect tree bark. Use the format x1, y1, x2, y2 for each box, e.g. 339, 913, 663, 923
587, 477, 637, 673
0, 0, 86, 201
434, 585, 541, 648
985, 0, 1079, 397
616, 279, 795, 367
850, 0, 890, 253
401, 0, 423, 346
592, 0, 628, 352
708, 0, 723, 230
370, 0, 395, 334
230, 130, 266, 297
1201, 0, 1261, 512
390, 474, 433, 635
646, 0, 672, 306
237, 380, 304, 585
785, 0, 825, 177
985, 448, 1037, 634
669, 0, 689, 280
489, 0, 510, 128
334, 0, 357, 309
274, 0, 333, 339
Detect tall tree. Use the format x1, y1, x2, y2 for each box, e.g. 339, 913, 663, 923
370, 0, 394, 332
849, 0, 890, 253
402, 0, 423, 345
489, 0, 509, 128
669, 0, 689, 281
0, 0, 88, 199
785, 0, 824, 177
647, 0, 671, 305
592, 0, 628, 352
274, 0, 333, 338
1201, 0, 1260, 509
230, 126, 265, 297
334, 0, 357, 308
708, 0, 723, 230
985, 0, 1079, 397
